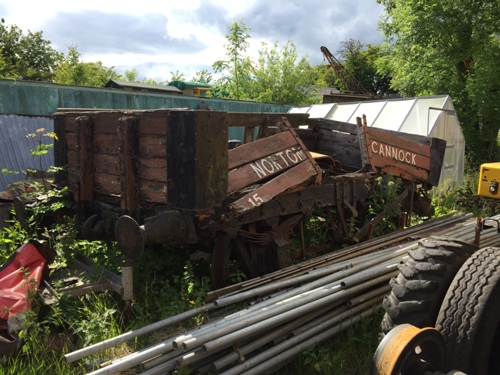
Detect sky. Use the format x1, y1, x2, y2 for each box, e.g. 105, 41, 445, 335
1, 0, 386, 83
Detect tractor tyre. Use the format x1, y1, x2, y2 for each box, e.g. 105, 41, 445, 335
435, 246, 500, 375
380, 236, 476, 337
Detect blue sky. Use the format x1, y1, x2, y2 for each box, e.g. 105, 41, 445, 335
1, 0, 385, 82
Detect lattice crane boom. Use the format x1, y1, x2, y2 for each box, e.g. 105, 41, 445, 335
320, 46, 372, 95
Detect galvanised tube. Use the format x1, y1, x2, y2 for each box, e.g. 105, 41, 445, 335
171, 247, 406, 351
138, 356, 178, 375
200, 271, 397, 354
210, 304, 334, 372
213, 244, 408, 308
64, 303, 214, 363
175, 262, 398, 352
140, 349, 181, 371
212, 287, 390, 373
85, 338, 175, 375
290, 285, 390, 338
178, 255, 402, 352
210, 247, 407, 326
219, 299, 378, 375
239, 310, 374, 375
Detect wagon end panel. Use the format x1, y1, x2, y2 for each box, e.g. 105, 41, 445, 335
166, 110, 228, 210
360, 124, 447, 187
226, 124, 321, 218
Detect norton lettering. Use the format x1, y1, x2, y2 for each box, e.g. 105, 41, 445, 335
250, 147, 306, 178
370, 141, 417, 165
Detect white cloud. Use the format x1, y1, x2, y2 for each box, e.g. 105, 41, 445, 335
1, 0, 385, 82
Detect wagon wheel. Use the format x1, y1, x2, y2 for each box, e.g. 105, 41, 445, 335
371, 324, 446, 375
211, 232, 261, 289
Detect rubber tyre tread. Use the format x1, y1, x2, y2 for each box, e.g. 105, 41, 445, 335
381, 236, 476, 336
436, 246, 500, 375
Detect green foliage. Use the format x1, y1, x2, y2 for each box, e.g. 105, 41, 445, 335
0, 18, 62, 81
0, 219, 29, 263
367, 174, 404, 237
377, 0, 500, 162
331, 39, 396, 97
191, 69, 213, 84
249, 41, 322, 105
212, 19, 322, 105
53, 45, 120, 86
213, 19, 252, 101
130, 245, 211, 327
279, 309, 383, 374
169, 69, 186, 82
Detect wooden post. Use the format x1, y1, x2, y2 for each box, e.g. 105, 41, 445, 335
117, 117, 140, 212
75, 116, 94, 222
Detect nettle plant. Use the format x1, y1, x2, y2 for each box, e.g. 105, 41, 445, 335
0, 128, 72, 257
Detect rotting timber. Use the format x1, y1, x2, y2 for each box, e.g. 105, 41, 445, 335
53, 109, 446, 288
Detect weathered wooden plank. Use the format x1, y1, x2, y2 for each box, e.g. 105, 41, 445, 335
228, 131, 297, 170
94, 154, 120, 175
166, 110, 228, 210
228, 160, 317, 216
93, 172, 121, 196
138, 158, 167, 182
224, 112, 309, 128
93, 134, 120, 155
361, 124, 446, 185
228, 144, 308, 193
62, 110, 169, 136
307, 118, 358, 135
139, 179, 167, 204
118, 116, 140, 211
366, 142, 431, 171
139, 135, 167, 158
365, 127, 433, 157
75, 116, 93, 204
295, 128, 362, 170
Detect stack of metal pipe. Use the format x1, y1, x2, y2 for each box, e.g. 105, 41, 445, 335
63, 213, 500, 374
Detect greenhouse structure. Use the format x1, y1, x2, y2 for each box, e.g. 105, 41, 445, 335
290, 95, 464, 185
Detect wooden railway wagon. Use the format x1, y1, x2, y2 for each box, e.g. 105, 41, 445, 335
53, 109, 446, 288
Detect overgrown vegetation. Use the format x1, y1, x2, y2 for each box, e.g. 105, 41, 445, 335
1, 166, 491, 374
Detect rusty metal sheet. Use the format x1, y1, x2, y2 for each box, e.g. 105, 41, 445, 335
228, 160, 317, 216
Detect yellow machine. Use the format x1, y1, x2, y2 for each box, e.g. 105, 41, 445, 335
478, 162, 500, 198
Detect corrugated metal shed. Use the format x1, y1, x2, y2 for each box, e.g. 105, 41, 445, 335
0, 115, 53, 190
0, 79, 293, 191
0, 79, 290, 116
104, 80, 183, 95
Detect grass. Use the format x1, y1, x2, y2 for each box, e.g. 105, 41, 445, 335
0, 172, 491, 374
277, 309, 384, 375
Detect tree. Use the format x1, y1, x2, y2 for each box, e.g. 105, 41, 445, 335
123, 68, 139, 82
377, 0, 500, 162
331, 39, 396, 97
249, 41, 322, 105
191, 69, 212, 84
213, 19, 253, 100
213, 20, 320, 105
0, 19, 62, 80
53, 46, 120, 86
168, 70, 185, 83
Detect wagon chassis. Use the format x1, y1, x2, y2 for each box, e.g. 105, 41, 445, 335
52, 109, 446, 289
